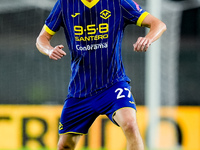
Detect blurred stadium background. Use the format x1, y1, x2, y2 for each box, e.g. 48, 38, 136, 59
0, 0, 200, 150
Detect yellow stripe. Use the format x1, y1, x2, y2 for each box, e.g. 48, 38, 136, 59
81, 0, 100, 9
44, 24, 56, 35
136, 12, 149, 27
59, 131, 87, 135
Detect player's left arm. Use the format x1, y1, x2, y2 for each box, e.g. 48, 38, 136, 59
133, 13, 167, 52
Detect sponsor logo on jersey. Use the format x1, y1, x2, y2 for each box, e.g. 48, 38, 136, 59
75, 34, 108, 42
76, 42, 108, 51
100, 9, 111, 19
74, 23, 109, 42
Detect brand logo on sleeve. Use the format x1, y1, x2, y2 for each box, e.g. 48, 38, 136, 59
129, 101, 135, 105
132, 0, 140, 11
100, 9, 111, 19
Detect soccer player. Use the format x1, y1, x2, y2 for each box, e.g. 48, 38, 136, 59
36, 0, 166, 149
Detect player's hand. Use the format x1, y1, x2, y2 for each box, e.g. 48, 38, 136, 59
49, 45, 66, 60
133, 37, 152, 52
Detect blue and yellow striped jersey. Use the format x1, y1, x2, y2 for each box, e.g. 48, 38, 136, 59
44, 0, 149, 98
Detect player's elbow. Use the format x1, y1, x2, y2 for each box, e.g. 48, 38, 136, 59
161, 22, 167, 33
154, 20, 167, 36
154, 19, 167, 32
35, 36, 45, 55
35, 40, 39, 51
35, 37, 40, 51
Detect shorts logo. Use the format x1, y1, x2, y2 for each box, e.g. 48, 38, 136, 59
129, 101, 135, 105
59, 122, 63, 130
100, 9, 111, 19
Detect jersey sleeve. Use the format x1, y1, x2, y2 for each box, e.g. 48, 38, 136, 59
121, 0, 149, 26
44, 0, 63, 35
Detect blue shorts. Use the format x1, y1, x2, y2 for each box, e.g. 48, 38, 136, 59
59, 81, 136, 135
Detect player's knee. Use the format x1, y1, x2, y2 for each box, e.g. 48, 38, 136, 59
57, 140, 74, 150
57, 134, 81, 150
58, 143, 73, 150
57, 145, 71, 150
121, 119, 138, 135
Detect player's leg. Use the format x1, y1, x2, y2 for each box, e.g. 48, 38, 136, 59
113, 108, 144, 150
96, 81, 144, 150
57, 133, 82, 150
58, 97, 98, 150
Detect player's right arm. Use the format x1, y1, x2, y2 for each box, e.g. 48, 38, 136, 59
36, 27, 66, 60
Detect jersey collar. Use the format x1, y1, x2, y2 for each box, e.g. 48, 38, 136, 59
81, 0, 100, 9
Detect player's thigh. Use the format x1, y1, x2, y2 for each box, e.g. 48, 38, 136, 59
113, 108, 138, 131
58, 133, 82, 149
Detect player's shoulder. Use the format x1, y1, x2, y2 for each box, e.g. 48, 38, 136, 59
120, 0, 140, 7
120, 0, 144, 13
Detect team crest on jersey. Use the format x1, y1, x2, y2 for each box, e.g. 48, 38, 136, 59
100, 9, 111, 19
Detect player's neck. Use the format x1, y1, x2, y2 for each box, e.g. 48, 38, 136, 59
86, 0, 93, 2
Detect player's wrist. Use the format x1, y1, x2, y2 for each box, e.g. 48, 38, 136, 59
43, 45, 54, 56
47, 49, 54, 57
